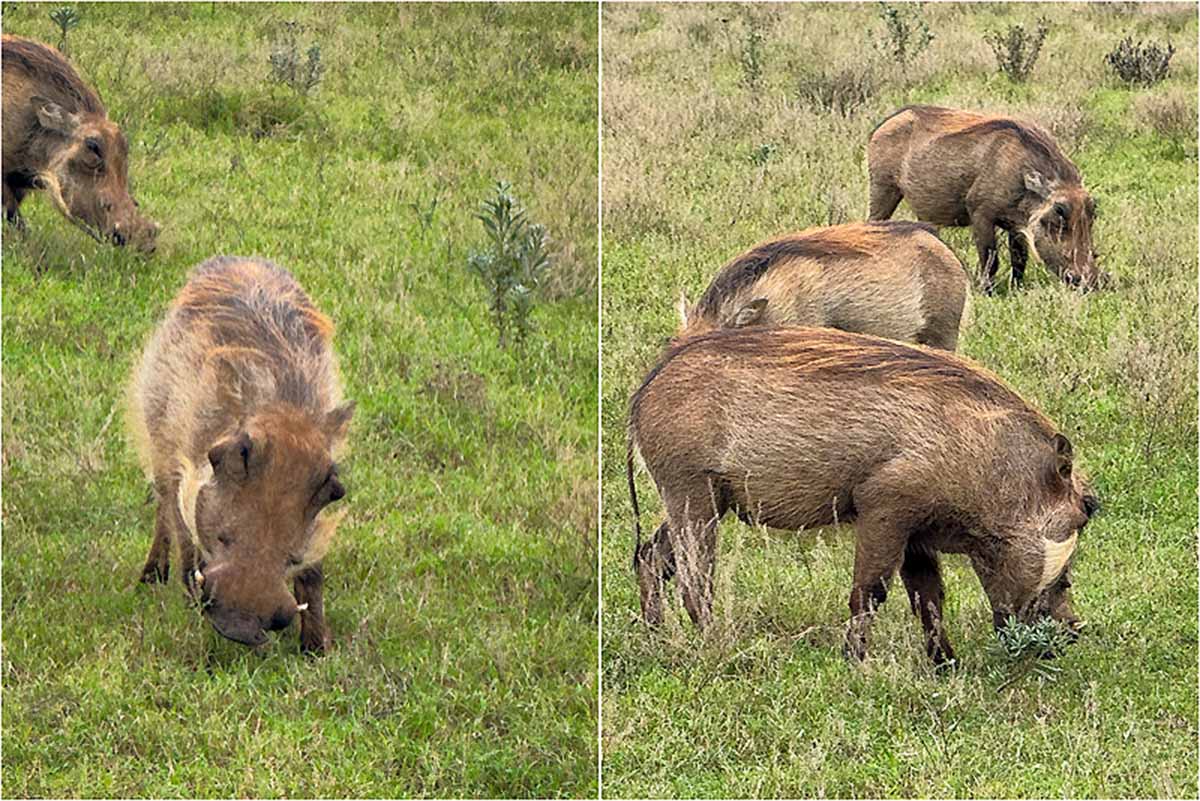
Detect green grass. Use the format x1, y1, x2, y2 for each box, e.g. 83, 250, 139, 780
601, 3, 1197, 797
2, 3, 596, 797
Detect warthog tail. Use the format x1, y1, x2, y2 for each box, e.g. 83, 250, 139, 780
627, 434, 642, 568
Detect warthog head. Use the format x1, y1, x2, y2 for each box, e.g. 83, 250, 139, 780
983, 433, 1098, 641
1024, 172, 1105, 290
32, 98, 159, 252
187, 402, 354, 646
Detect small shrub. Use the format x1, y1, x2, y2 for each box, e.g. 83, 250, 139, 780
467, 181, 552, 349
48, 6, 81, 55
686, 21, 712, 47
796, 65, 877, 116
748, 142, 776, 170
739, 20, 766, 91
268, 20, 325, 96
875, 2, 933, 72
1135, 88, 1196, 139
989, 616, 1075, 690
986, 18, 1049, 83
1105, 36, 1175, 87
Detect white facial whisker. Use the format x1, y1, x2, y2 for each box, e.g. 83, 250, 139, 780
1038, 532, 1078, 592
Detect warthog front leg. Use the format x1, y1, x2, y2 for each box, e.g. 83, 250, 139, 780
971, 217, 1000, 295
845, 500, 909, 660
294, 564, 330, 654
1009, 229, 1029, 287
900, 543, 955, 667
140, 480, 177, 585
3, 182, 27, 230
140, 503, 172, 585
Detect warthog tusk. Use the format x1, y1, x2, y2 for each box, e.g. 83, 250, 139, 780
297, 603, 309, 612
35, 171, 104, 243
193, 569, 204, 585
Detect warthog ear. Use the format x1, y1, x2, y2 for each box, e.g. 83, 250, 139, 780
730, 298, 768, 328
208, 431, 256, 483
676, 291, 690, 326
1052, 433, 1073, 481
1023, 171, 1052, 200
33, 98, 80, 136
324, 401, 355, 441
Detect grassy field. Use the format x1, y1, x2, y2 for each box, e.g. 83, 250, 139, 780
2, 3, 597, 797
600, 3, 1197, 798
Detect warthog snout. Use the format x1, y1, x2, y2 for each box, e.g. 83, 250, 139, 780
205, 604, 270, 647
202, 595, 299, 646
198, 561, 300, 646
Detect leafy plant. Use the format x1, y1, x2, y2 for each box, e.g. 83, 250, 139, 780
989, 616, 1076, 691
48, 6, 81, 55
748, 142, 777, 169
467, 181, 552, 348
268, 20, 325, 95
1105, 36, 1175, 87
986, 18, 1050, 83
875, 2, 933, 72
409, 192, 440, 236
739, 19, 766, 91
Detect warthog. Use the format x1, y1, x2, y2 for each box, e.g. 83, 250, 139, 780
868, 105, 1103, 293
629, 327, 1097, 665
2, 34, 159, 251
128, 257, 354, 652
677, 221, 969, 351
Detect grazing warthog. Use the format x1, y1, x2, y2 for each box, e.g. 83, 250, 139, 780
868, 105, 1103, 293
2, 34, 158, 251
677, 221, 969, 351
129, 257, 354, 652
629, 327, 1097, 665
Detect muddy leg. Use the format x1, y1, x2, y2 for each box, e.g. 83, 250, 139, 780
971, 217, 1000, 295
294, 564, 330, 654
3, 182, 26, 230
900, 544, 956, 667
845, 514, 908, 661
1009, 230, 1029, 287
635, 521, 676, 626
868, 179, 903, 221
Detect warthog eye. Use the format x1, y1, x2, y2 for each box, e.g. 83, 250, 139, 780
217, 533, 235, 547
314, 466, 345, 507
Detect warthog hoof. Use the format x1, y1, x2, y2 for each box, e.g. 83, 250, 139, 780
139, 561, 168, 584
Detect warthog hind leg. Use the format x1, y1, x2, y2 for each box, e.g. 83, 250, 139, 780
665, 483, 727, 631
635, 521, 676, 626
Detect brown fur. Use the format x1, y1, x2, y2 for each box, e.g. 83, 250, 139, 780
868, 105, 1103, 292
2, 35, 158, 251
679, 221, 969, 350
629, 327, 1096, 665
128, 257, 353, 652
